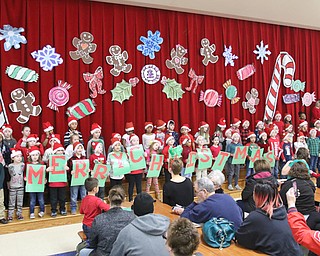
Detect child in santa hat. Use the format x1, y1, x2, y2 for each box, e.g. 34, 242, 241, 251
154, 119, 166, 146
43, 135, 61, 164
222, 128, 233, 151
122, 122, 135, 149
180, 136, 193, 179
87, 123, 106, 158
312, 100, 320, 122
2, 124, 16, 149
179, 124, 195, 150
298, 120, 309, 137
284, 113, 292, 125
142, 122, 155, 150
230, 118, 241, 136
15, 134, 44, 162
107, 133, 125, 155
68, 142, 87, 214
65, 134, 86, 161
195, 135, 208, 180
254, 120, 265, 139
213, 117, 226, 148
284, 123, 295, 139
41, 122, 55, 149
126, 134, 143, 202
46, 143, 69, 217
274, 111, 284, 135
64, 117, 83, 148
245, 132, 259, 177
166, 120, 179, 146
163, 134, 176, 182
313, 120, 320, 137
195, 121, 210, 146
280, 133, 294, 178
294, 132, 308, 154
240, 119, 251, 145
16, 125, 31, 148
90, 141, 107, 199
268, 129, 281, 179
307, 129, 320, 173
210, 136, 221, 163
258, 132, 268, 153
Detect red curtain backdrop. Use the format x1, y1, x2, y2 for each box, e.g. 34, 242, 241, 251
0, 0, 320, 143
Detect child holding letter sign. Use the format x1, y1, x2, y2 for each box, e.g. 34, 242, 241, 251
226, 133, 242, 191
107, 138, 125, 188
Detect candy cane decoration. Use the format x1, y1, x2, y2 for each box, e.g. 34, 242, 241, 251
263, 52, 295, 120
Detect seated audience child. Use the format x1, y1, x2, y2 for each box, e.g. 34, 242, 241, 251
64, 117, 83, 147
41, 121, 55, 149
86, 123, 106, 158
167, 218, 202, 256
80, 178, 110, 243
2, 124, 16, 148
235, 180, 302, 256
110, 192, 170, 256
163, 159, 194, 207
207, 170, 225, 194
16, 125, 31, 148
79, 186, 135, 256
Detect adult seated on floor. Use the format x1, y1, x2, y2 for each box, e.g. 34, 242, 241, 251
207, 170, 225, 194
173, 177, 243, 230
110, 192, 170, 256
163, 159, 194, 207
236, 180, 303, 256
237, 159, 276, 213
79, 185, 135, 256
167, 218, 203, 256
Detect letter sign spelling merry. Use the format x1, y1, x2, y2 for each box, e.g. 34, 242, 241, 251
92, 164, 110, 187
26, 164, 46, 192
49, 155, 67, 182
71, 159, 90, 186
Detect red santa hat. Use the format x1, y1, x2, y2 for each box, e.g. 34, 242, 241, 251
180, 124, 191, 132
53, 143, 64, 154
274, 111, 282, 118
259, 131, 267, 139
27, 134, 39, 142
231, 132, 240, 140
90, 123, 102, 135
284, 123, 293, 131
284, 113, 291, 120
129, 134, 139, 143
246, 132, 256, 140
42, 122, 54, 133
297, 131, 306, 138
217, 118, 226, 128
68, 117, 78, 126
125, 122, 134, 132
29, 146, 40, 156
198, 121, 209, 130
314, 119, 320, 126
255, 120, 264, 128
144, 122, 153, 130
110, 138, 121, 149
2, 124, 13, 133
232, 118, 241, 126
309, 128, 317, 135
165, 134, 174, 145
242, 119, 250, 127
49, 134, 61, 144
298, 120, 308, 128
180, 135, 190, 145
167, 120, 175, 129
11, 149, 22, 159
155, 119, 166, 129
153, 138, 163, 148
73, 141, 83, 152
111, 133, 121, 140
224, 128, 233, 136
92, 141, 103, 151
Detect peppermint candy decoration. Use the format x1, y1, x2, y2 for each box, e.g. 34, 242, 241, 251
47, 81, 72, 111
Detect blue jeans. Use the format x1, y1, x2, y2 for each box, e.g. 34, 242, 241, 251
70, 185, 86, 212
310, 155, 318, 172
181, 167, 192, 179
83, 223, 92, 245
29, 192, 45, 214
245, 159, 254, 177
272, 160, 279, 179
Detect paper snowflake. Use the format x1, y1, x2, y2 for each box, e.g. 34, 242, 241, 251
0, 25, 27, 51
31, 45, 63, 71
222, 45, 238, 66
137, 30, 163, 59
253, 40, 271, 64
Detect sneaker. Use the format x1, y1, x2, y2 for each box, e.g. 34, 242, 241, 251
30, 213, 35, 219
8, 216, 13, 222
228, 185, 234, 191
17, 215, 24, 221
60, 211, 67, 216
51, 212, 57, 218
0, 218, 8, 224
235, 185, 242, 190
38, 212, 44, 218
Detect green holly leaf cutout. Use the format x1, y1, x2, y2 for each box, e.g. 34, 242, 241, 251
162, 78, 185, 101
111, 80, 133, 104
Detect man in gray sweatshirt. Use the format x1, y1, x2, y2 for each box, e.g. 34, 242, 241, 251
110, 192, 170, 256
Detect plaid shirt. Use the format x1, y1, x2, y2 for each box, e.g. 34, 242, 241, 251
307, 137, 320, 156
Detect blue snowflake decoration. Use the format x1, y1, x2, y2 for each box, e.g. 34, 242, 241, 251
31, 45, 63, 71
0, 25, 27, 51
137, 30, 163, 59
222, 45, 238, 66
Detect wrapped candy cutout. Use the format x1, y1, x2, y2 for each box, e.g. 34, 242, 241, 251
283, 94, 300, 104
69, 32, 97, 64
186, 69, 204, 94
137, 30, 163, 59
66, 99, 96, 120
83, 66, 106, 98
47, 81, 72, 111
199, 89, 222, 107
223, 80, 240, 104
302, 92, 316, 107
5, 65, 38, 82
0, 25, 27, 51
111, 78, 139, 104
31, 45, 63, 71
242, 88, 260, 114
291, 80, 306, 92
161, 77, 184, 101
237, 64, 255, 80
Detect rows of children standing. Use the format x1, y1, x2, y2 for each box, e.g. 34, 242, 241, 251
1, 104, 320, 224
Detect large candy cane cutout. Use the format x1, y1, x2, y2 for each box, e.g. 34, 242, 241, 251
263, 52, 295, 121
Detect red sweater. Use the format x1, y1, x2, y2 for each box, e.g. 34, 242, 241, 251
89, 153, 106, 170
16, 142, 44, 161
210, 145, 221, 159
288, 208, 320, 255
162, 145, 170, 169
268, 137, 281, 160
182, 145, 192, 166
80, 195, 110, 227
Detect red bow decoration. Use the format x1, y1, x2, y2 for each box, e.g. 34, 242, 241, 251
161, 76, 168, 85
129, 77, 139, 87
186, 68, 204, 93
83, 66, 106, 98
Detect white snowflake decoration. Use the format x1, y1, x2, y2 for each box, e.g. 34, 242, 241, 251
222, 45, 238, 66
0, 25, 27, 51
253, 40, 271, 64
31, 45, 63, 71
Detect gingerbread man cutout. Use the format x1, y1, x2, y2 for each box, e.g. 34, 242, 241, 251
200, 38, 219, 66
9, 88, 42, 124
69, 32, 97, 64
165, 44, 188, 74
106, 45, 132, 77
